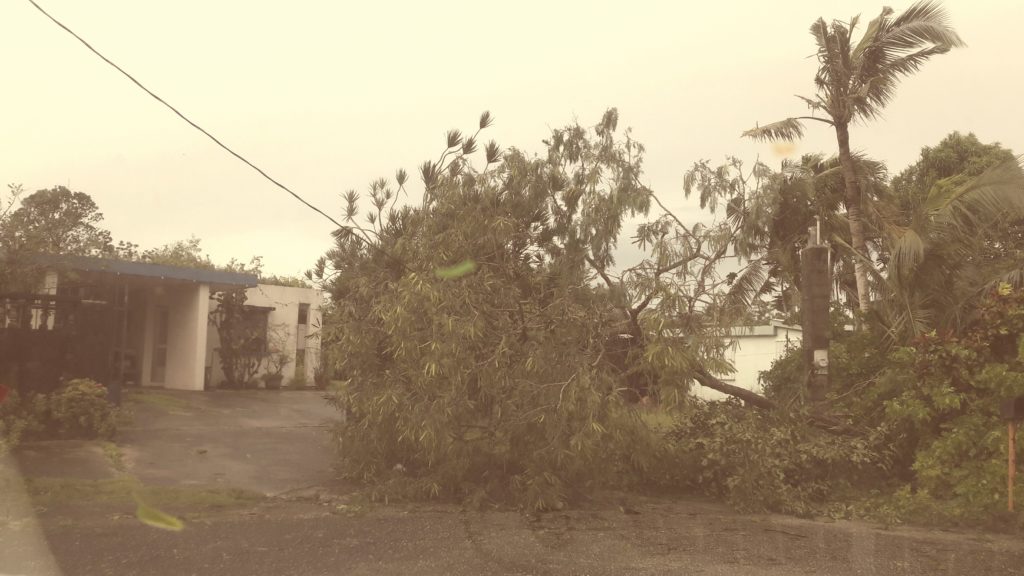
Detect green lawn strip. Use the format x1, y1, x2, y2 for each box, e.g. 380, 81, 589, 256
123, 390, 193, 413
99, 441, 126, 473
25, 476, 265, 512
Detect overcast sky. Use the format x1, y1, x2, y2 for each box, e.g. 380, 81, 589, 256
3, 1, 1022, 277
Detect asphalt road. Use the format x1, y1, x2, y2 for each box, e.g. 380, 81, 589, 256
7, 498, 1024, 576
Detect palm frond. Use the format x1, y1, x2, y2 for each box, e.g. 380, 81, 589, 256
880, 20, 965, 52
852, 6, 892, 60
886, 1, 965, 48
846, 2, 964, 121
996, 268, 1024, 289
830, 234, 886, 282
898, 291, 934, 339
725, 258, 769, 309
742, 118, 806, 142
794, 94, 826, 113
879, 44, 950, 78
856, 45, 949, 113
928, 157, 1024, 235
889, 226, 926, 279
850, 152, 888, 182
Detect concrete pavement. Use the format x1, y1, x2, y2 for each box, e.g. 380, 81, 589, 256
7, 388, 1024, 575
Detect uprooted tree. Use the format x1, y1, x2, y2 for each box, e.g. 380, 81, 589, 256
310, 110, 798, 509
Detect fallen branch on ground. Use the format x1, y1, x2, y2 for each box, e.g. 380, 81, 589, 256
692, 368, 858, 435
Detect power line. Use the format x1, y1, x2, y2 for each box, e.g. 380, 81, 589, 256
25, 0, 346, 231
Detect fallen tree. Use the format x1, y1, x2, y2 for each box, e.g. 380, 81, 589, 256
311, 110, 851, 509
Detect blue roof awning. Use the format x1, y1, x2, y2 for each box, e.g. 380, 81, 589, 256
38, 254, 258, 288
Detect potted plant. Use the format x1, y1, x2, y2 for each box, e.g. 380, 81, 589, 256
262, 323, 291, 390
262, 350, 290, 390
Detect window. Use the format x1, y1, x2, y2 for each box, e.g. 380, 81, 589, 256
297, 303, 309, 326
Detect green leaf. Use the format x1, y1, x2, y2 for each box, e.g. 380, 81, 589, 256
741, 118, 806, 142
434, 259, 476, 279
135, 496, 185, 531
484, 141, 502, 165
479, 111, 494, 130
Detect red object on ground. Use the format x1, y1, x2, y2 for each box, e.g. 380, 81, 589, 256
0, 383, 9, 404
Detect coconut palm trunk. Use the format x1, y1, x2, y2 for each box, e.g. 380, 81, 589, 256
835, 122, 872, 312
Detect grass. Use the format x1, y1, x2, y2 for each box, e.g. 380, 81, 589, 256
115, 405, 135, 427
99, 441, 126, 473
124, 389, 193, 413
25, 477, 265, 511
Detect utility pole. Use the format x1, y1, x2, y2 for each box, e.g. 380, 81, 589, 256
801, 219, 830, 402
1000, 397, 1024, 512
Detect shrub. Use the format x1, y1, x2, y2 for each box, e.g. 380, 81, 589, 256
30, 379, 118, 440
878, 353, 1024, 524
1, 387, 36, 454
852, 286, 1024, 525
746, 286, 1024, 525
313, 362, 330, 390
664, 400, 887, 516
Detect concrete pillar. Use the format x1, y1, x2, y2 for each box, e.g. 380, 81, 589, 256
190, 284, 211, 390
162, 283, 209, 391
140, 289, 154, 387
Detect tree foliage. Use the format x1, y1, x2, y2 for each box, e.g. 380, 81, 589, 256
869, 285, 1024, 524
666, 400, 886, 516
745, 1, 964, 314
140, 236, 215, 269
873, 135, 1024, 342
209, 257, 266, 389
0, 186, 113, 257
0, 185, 113, 293
317, 111, 670, 509
0, 184, 25, 292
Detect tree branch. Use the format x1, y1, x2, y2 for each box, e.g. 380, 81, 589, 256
585, 255, 617, 291
692, 368, 858, 435
693, 368, 776, 409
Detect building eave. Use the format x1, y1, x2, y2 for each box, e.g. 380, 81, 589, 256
35, 254, 258, 288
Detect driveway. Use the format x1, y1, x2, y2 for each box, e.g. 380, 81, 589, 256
121, 389, 341, 494
15, 388, 342, 495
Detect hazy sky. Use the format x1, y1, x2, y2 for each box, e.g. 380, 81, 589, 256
3, 1, 1022, 277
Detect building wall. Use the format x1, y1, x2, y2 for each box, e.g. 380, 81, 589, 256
206, 283, 323, 388
35, 265, 247, 391
140, 283, 210, 391
694, 325, 802, 401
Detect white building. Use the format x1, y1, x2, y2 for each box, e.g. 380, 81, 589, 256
205, 283, 323, 388
694, 322, 802, 401
7, 255, 322, 392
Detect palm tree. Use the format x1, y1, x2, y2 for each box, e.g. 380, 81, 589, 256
769, 153, 888, 317
874, 156, 1024, 343
743, 1, 964, 314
